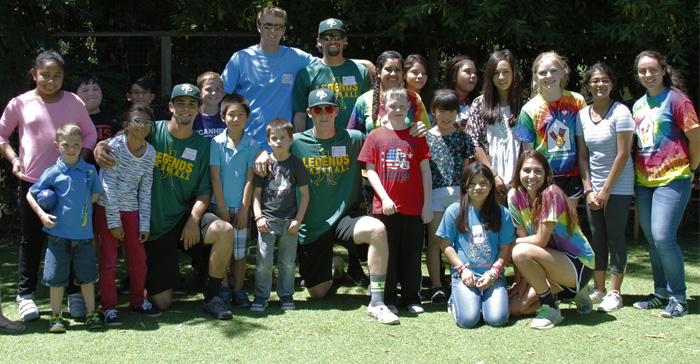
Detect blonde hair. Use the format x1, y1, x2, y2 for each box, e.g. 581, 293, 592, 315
55, 123, 82, 142
531, 51, 569, 95
197, 71, 223, 89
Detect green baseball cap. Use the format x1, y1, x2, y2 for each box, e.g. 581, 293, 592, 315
170, 83, 201, 104
318, 18, 346, 36
307, 88, 337, 108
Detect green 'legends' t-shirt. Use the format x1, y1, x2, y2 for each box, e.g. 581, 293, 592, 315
293, 59, 371, 130
148, 120, 212, 240
290, 128, 365, 244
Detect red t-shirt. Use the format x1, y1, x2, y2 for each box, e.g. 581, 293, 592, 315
358, 126, 431, 215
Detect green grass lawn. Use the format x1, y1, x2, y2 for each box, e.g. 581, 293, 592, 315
1, 229, 698, 363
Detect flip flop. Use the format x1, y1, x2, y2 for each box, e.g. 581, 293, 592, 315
0, 320, 27, 333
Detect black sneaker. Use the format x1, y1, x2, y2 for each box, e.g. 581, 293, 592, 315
346, 268, 370, 287
130, 299, 162, 317
86, 311, 105, 330
173, 277, 187, 296
204, 296, 233, 320
104, 309, 124, 326
430, 287, 448, 305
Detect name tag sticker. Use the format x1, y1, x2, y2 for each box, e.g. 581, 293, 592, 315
282, 74, 294, 84
182, 147, 198, 161
342, 76, 356, 86
332, 146, 346, 157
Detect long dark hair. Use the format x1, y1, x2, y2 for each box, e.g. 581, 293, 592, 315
482, 50, 522, 127
371, 51, 403, 128
119, 104, 155, 137
456, 162, 502, 234
404, 54, 433, 111
634, 50, 686, 96
511, 150, 578, 236
580, 62, 617, 103
442, 55, 478, 106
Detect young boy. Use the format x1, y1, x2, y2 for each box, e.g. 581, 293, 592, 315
251, 118, 310, 312
209, 93, 260, 308
26, 123, 104, 332
126, 75, 171, 121
193, 72, 227, 142
72, 74, 120, 143
358, 88, 433, 315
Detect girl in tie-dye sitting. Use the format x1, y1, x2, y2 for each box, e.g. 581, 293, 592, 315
515, 51, 586, 207
507, 150, 595, 330
630, 51, 699, 318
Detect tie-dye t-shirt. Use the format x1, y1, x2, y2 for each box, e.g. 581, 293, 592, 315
632, 88, 699, 187
507, 185, 594, 268
347, 89, 431, 134
457, 97, 474, 131
515, 91, 586, 177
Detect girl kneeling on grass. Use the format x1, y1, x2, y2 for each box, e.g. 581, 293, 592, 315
94, 105, 160, 326
437, 162, 514, 328
508, 150, 595, 329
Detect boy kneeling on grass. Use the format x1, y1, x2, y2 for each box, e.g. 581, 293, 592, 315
26, 123, 104, 333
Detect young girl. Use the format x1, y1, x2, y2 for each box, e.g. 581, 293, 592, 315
347, 51, 431, 134
508, 150, 595, 329
631, 51, 699, 317
515, 51, 586, 207
425, 89, 475, 305
464, 50, 524, 204
442, 55, 479, 129
404, 54, 433, 113
575, 63, 634, 312
358, 88, 432, 314
0, 50, 97, 321
94, 105, 160, 326
437, 162, 515, 328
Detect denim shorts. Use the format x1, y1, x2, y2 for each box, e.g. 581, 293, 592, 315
42, 234, 98, 287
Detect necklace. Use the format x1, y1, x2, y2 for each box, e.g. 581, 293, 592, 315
126, 135, 145, 154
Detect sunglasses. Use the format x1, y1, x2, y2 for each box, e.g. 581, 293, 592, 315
321, 33, 344, 41
129, 118, 154, 127
262, 23, 284, 30
310, 106, 336, 115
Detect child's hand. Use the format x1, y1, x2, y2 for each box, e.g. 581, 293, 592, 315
408, 121, 428, 138
110, 226, 125, 240
461, 269, 476, 287
476, 274, 493, 290
217, 209, 231, 223
139, 231, 149, 243
508, 279, 530, 301
235, 208, 248, 230
12, 159, 24, 179
40, 213, 57, 228
421, 205, 433, 224
381, 198, 397, 215
256, 217, 270, 233
287, 219, 301, 234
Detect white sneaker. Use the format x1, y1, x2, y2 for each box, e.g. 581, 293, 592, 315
589, 288, 605, 304
407, 304, 424, 314
574, 285, 592, 314
16, 294, 39, 321
67, 292, 87, 318
367, 304, 399, 325
597, 290, 623, 312
530, 304, 562, 329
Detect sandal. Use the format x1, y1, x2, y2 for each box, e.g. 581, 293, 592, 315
0, 320, 27, 333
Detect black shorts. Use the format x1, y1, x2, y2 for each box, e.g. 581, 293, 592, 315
297, 212, 364, 288
553, 176, 583, 199
554, 251, 594, 299
144, 211, 220, 295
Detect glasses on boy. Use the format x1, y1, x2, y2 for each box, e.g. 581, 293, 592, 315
310, 106, 336, 115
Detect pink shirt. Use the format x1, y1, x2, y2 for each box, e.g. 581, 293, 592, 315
0, 90, 97, 182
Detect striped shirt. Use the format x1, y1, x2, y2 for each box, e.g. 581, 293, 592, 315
97, 134, 157, 232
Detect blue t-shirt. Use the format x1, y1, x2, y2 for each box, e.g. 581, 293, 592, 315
193, 112, 226, 142
436, 202, 515, 277
29, 157, 103, 239
209, 131, 260, 207
221, 45, 316, 151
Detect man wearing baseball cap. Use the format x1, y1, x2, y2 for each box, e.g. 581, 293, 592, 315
292, 18, 372, 133
94, 83, 235, 320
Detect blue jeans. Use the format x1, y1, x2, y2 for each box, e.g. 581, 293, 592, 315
635, 178, 691, 302
42, 235, 98, 287
254, 220, 298, 299
449, 273, 509, 328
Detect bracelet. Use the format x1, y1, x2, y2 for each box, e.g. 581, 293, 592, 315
456, 263, 468, 275
487, 272, 497, 282
11, 157, 19, 165
583, 188, 594, 196
254, 215, 266, 221
217, 208, 227, 213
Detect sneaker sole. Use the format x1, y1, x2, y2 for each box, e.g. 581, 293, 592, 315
531, 316, 563, 330
49, 326, 66, 333
131, 311, 163, 318
659, 310, 687, 318
106, 321, 124, 327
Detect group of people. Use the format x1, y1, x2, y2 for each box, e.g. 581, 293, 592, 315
0, 4, 697, 334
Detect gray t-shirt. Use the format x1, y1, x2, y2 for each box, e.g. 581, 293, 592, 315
575, 102, 635, 195
254, 154, 311, 221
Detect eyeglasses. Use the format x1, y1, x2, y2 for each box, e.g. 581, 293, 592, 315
310, 106, 336, 115
129, 118, 154, 127
321, 33, 344, 41
129, 91, 151, 96
589, 79, 612, 85
262, 23, 285, 30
